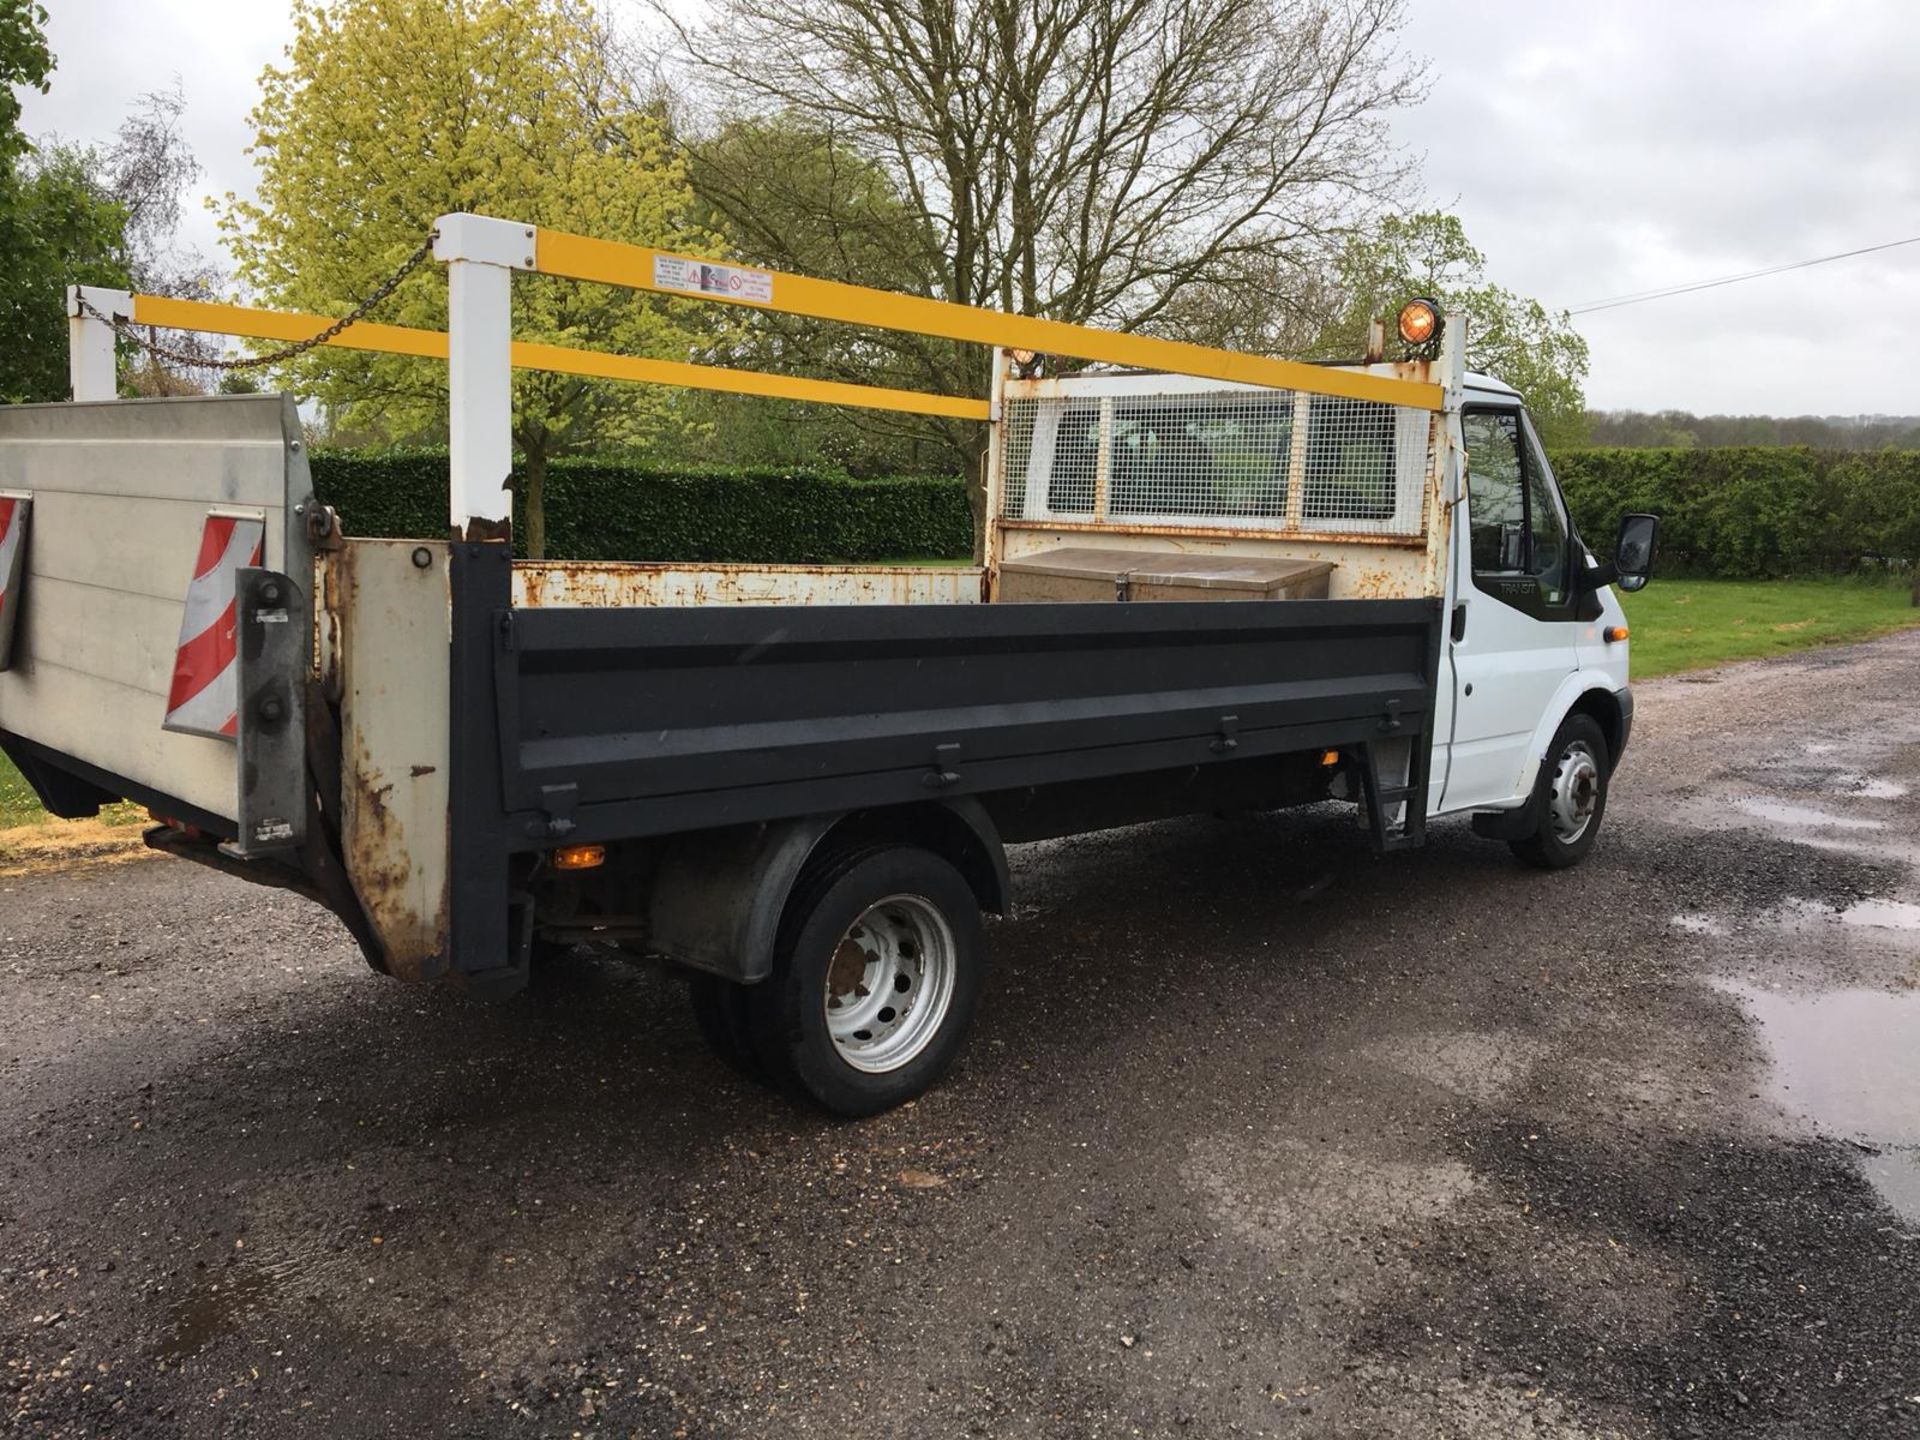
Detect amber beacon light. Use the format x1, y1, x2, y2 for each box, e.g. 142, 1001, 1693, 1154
1396, 297, 1440, 347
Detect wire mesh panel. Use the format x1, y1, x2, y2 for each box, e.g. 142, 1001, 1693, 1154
1109, 392, 1292, 524
1298, 394, 1432, 534
999, 376, 1432, 537
1001, 396, 1105, 521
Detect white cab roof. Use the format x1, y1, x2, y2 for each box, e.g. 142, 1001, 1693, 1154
1463, 371, 1520, 399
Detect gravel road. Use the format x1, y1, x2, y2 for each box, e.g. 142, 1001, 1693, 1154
4, 633, 1919, 1439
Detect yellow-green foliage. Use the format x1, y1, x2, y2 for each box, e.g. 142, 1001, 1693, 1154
218, 0, 724, 524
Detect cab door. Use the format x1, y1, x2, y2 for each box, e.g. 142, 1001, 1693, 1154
1438, 405, 1582, 812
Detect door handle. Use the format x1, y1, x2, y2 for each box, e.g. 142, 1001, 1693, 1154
1451, 602, 1468, 642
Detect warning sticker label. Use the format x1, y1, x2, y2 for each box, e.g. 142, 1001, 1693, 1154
652, 255, 774, 306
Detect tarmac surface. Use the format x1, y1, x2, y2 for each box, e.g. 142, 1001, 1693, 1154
4, 632, 1920, 1438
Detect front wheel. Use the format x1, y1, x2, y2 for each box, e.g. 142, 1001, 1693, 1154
747, 845, 985, 1117
1510, 714, 1611, 870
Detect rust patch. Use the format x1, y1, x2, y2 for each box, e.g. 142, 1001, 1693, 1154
1348, 566, 1410, 600
343, 726, 432, 980
513, 561, 985, 609
346, 736, 410, 880
827, 935, 872, 1005
316, 550, 347, 703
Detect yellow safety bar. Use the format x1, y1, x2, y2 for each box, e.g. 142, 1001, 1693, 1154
129, 226, 1442, 418
534, 229, 1446, 412
127, 294, 991, 422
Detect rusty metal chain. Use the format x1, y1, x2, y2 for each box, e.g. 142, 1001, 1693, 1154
77, 230, 440, 373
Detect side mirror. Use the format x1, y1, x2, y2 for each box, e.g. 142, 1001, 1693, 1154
1614, 513, 1659, 592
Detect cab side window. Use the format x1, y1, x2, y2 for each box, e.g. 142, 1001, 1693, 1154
1463, 409, 1571, 614
1522, 431, 1570, 606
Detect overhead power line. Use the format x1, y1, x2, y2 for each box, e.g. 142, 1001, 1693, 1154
1565, 233, 1920, 315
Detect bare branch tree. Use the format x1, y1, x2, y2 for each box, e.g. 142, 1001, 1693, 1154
103, 81, 227, 391
657, 0, 1425, 547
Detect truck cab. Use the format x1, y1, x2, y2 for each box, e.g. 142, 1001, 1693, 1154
1441, 374, 1640, 863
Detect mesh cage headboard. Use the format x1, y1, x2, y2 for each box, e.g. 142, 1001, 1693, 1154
997, 372, 1435, 538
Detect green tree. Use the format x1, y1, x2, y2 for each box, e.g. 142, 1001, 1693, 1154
0, 145, 130, 403
680, 113, 947, 474
1316, 211, 1592, 447
1, 1, 131, 403
1, 9, 218, 404
0, 0, 52, 166
221, 0, 720, 556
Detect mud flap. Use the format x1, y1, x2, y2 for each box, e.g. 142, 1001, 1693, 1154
1470, 790, 1544, 842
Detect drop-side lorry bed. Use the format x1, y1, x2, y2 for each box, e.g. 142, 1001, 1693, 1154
0, 216, 1656, 1114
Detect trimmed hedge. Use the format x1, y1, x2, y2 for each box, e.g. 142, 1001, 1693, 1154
1551, 447, 1920, 578
308, 450, 973, 563
310, 445, 1920, 578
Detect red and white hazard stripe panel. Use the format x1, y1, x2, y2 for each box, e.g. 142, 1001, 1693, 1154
163, 514, 265, 739
0, 493, 28, 672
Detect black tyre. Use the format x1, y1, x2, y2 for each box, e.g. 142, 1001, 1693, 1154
688, 971, 764, 1081
746, 845, 985, 1118
1510, 713, 1610, 870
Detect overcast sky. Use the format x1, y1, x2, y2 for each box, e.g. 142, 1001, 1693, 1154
18, 0, 1920, 415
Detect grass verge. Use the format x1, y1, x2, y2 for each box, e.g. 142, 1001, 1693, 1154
1619, 576, 1920, 679
0, 755, 147, 871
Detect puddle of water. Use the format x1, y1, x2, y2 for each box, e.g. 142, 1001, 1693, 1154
1670, 912, 1728, 937
156, 1248, 327, 1362
1718, 980, 1920, 1224
1838, 899, 1920, 932
1736, 799, 1885, 832
157, 1272, 275, 1363
1776, 897, 1920, 950
1832, 771, 1910, 801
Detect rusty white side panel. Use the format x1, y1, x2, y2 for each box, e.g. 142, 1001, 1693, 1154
333, 539, 451, 982
513, 561, 986, 608
0, 396, 302, 824
994, 525, 1427, 601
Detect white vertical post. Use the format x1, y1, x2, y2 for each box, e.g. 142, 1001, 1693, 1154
66, 285, 132, 401
433, 214, 532, 540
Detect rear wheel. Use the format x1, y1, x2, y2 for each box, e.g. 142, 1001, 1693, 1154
1510, 713, 1610, 870
747, 845, 985, 1117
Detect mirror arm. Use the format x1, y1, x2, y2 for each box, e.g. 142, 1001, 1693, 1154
1577, 558, 1619, 595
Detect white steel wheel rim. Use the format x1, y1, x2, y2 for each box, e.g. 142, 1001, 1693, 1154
823, 893, 957, 1074
1548, 739, 1601, 844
